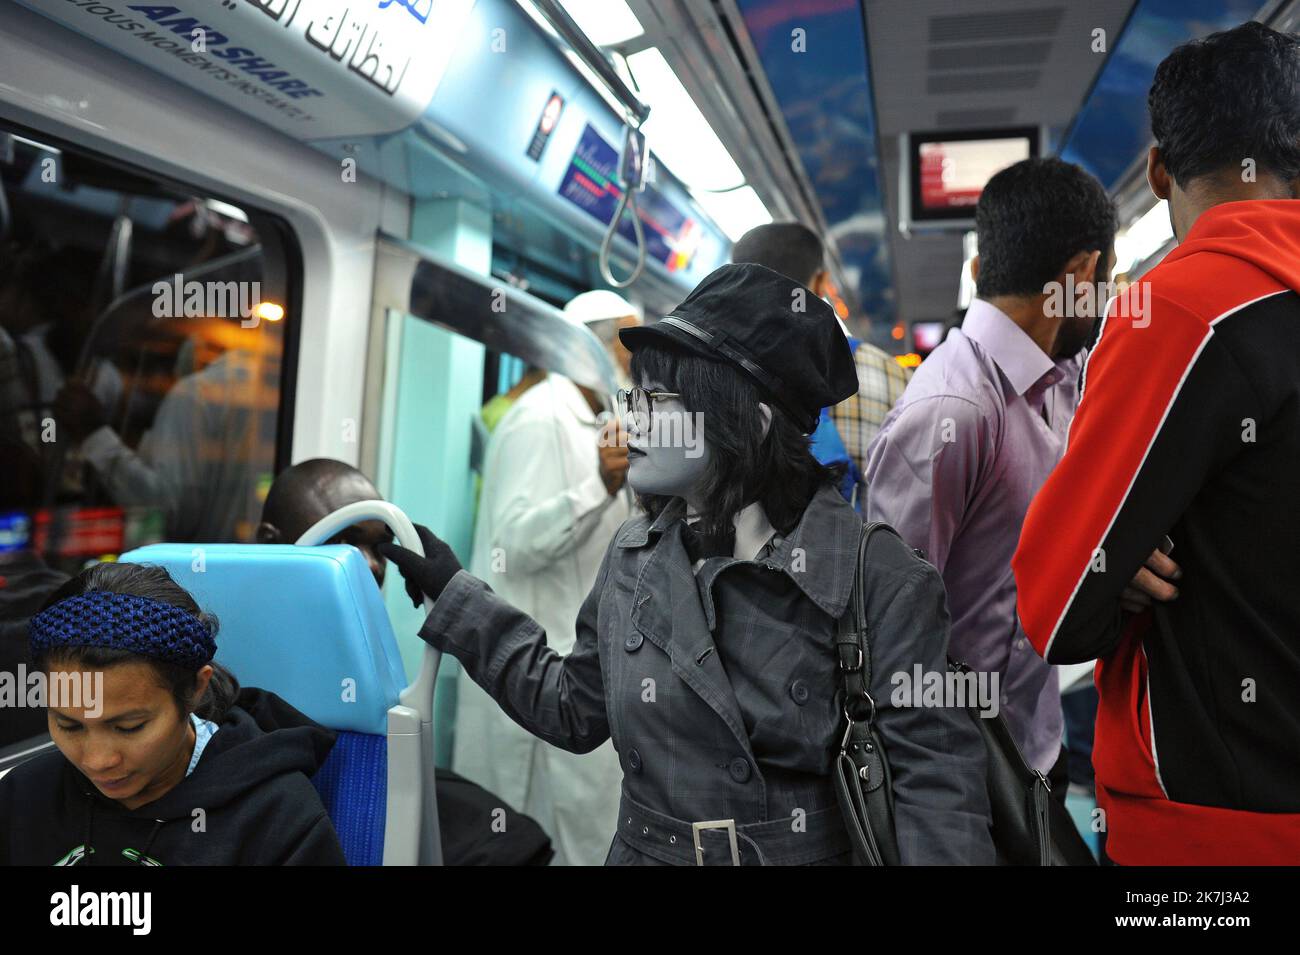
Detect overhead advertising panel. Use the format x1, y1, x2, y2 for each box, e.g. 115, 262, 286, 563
15, 0, 474, 139
557, 123, 702, 273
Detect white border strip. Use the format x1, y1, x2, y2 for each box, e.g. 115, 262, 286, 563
1042, 326, 1212, 659
1142, 644, 1169, 797
1209, 290, 1289, 326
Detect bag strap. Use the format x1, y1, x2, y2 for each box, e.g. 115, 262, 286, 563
834, 521, 902, 865
836, 521, 900, 734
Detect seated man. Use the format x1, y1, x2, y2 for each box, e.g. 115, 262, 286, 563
256, 457, 395, 586
257, 458, 554, 865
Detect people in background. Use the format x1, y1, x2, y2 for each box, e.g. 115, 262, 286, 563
732, 222, 910, 503
567, 290, 640, 392
473, 364, 549, 522
56, 344, 279, 543
0, 433, 68, 748
1014, 21, 1300, 864
481, 365, 547, 434
0, 243, 122, 499
3, 244, 121, 433
438, 290, 637, 866
0, 562, 346, 865
866, 157, 1121, 795
257, 458, 395, 586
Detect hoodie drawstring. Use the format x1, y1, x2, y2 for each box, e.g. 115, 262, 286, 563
83, 794, 95, 866
80, 790, 166, 865
138, 819, 165, 864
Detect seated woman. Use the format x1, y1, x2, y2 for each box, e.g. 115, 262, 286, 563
0, 562, 346, 865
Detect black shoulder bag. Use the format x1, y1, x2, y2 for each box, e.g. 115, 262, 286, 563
833, 521, 1096, 866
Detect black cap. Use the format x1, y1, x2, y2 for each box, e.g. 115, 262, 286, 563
619, 263, 859, 434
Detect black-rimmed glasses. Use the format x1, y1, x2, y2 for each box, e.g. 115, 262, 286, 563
616, 387, 681, 434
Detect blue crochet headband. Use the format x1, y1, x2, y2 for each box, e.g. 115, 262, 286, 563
29, 591, 216, 670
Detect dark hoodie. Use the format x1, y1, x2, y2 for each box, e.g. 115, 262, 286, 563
1015, 199, 1300, 863
0, 688, 346, 865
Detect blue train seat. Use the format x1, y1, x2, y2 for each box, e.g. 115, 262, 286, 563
118, 542, 434, 865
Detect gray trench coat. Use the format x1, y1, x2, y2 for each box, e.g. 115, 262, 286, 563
420, 484, 994, 864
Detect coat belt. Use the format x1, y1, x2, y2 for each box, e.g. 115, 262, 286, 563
617, 791, 852, 866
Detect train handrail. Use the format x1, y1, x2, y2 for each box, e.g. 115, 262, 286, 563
297, 499, 443, 866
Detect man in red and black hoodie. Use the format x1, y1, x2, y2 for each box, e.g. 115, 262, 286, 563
1013, 21, 1300, 864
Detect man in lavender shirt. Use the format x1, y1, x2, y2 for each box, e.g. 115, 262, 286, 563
865, 158, 1116, 789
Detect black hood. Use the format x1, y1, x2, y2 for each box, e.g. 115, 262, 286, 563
0, 687, 346, 866
72, 687, 339, 820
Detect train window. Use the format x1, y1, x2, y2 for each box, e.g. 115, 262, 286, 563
0, 125, 296, 577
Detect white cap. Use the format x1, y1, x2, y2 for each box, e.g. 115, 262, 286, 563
563, 289, 637, 326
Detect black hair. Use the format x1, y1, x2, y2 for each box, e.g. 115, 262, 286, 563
629, 342, 840, 542
974, 157, 1117, 299
1149, 21, 1300, 186
732, 222, 825, 288
260, 457, 376, 536
33, 563, 239, 723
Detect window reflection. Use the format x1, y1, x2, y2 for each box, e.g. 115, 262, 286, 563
0, 130, 289, 579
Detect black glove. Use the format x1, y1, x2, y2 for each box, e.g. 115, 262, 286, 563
377, 524, 463, 609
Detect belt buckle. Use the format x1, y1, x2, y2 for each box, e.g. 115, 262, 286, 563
691, 819, 740, 866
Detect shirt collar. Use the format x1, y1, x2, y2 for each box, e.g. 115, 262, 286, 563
961, 299, 1055, 397
616, 484, 860, 620
186, 713, 219, 777
617, 497, 687, 547
756, 484, 861, 617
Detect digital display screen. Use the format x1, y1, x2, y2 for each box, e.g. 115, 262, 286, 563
908, 128, 1038, 223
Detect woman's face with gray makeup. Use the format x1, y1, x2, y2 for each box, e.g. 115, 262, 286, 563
625, 376, 712, 500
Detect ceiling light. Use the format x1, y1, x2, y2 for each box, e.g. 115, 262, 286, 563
559, 0, 645, 47
626, 47, 744, 192
692, 186, 772, 242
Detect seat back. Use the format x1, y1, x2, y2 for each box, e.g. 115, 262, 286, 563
118, 543, 410, 865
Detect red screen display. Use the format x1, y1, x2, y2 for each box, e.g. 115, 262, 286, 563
918, 137, 1032, 211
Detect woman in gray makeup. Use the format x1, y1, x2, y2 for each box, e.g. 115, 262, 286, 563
381, 263, 994, 865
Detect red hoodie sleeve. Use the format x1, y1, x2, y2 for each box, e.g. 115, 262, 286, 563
1013, 285, 1257, 664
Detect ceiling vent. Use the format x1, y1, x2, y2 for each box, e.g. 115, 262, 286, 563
927, 41, 1053, 70
927, 70, 1041, 94
929, 7, 1065, 44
